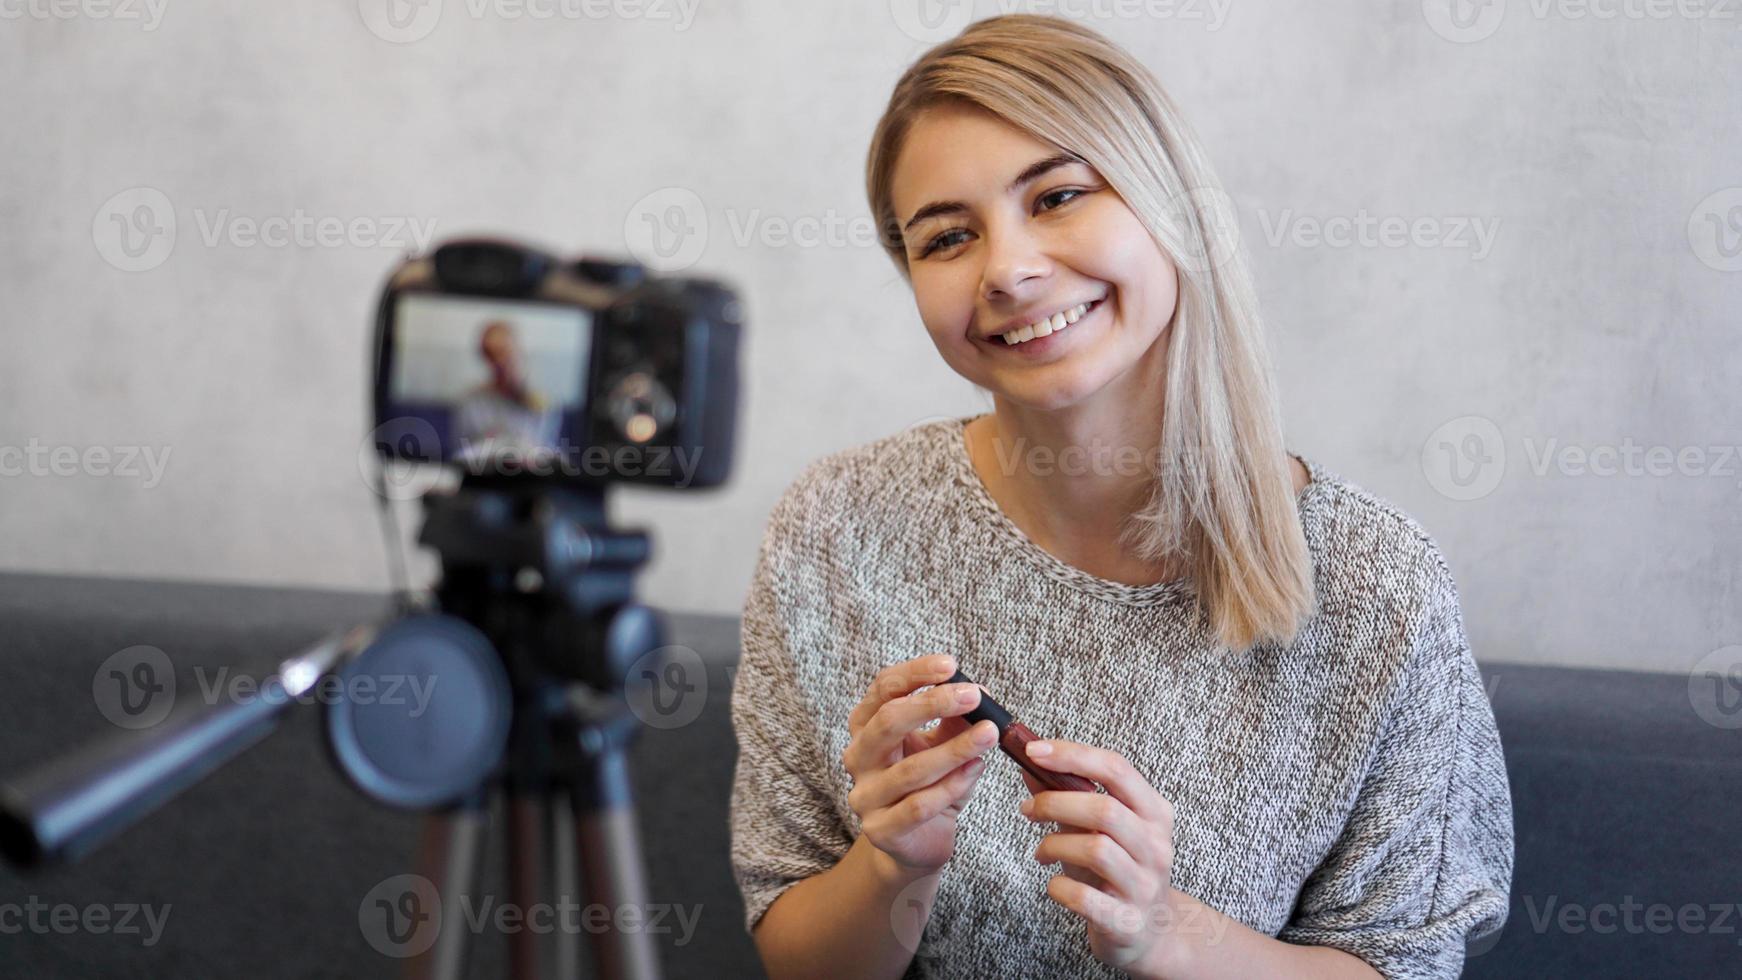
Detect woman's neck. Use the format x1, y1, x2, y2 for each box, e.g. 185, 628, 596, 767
965, 380, 1182, 586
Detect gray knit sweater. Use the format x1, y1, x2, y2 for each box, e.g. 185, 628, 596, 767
728, 415, 1513, 979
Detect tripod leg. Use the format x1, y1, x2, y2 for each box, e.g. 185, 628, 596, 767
548, 790, 582, 978
507, 789, 587, 979
572, 752, 662, 980
407, 790, 489, 980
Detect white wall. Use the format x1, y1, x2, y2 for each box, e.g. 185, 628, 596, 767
1, 0, 1737, 673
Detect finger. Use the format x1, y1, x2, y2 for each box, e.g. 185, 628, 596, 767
1043, 876, 1148, 966
844, 656, 959, 774
1033, 830, 1150, 902
1021, 791, 1156, 870
851, 719, 999, 815
907, 713, 972, 757
848, 653, 956, 736
1020, 740, 1173, 826
867, 754, 987, 834
845, 679, 982, 775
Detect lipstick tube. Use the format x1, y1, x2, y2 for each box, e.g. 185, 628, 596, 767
946, 669, 1098, 794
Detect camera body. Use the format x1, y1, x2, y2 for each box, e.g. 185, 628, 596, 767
370, 237, 741, 489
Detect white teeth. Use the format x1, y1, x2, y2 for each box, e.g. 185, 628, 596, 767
999, 301, 1093, 346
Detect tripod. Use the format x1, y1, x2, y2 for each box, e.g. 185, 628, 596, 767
350, 481, 667, 980
0, 479, 670, 980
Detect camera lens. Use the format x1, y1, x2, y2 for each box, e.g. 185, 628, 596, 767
604, 370, 676, 444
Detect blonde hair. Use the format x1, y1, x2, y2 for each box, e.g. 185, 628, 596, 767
865, 14, 1315, 653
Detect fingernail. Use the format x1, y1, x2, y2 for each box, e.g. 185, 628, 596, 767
1019, 798, 1034, 816
1026, 741, 1052, 758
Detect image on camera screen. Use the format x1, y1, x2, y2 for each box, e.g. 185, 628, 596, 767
389, 293, 591, 464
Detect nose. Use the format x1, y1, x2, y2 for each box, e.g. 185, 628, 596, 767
978, 217, 1050, 305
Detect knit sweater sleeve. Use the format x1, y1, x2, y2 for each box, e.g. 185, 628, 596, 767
1274, 548, 1514, 979
726, 487, 854, 935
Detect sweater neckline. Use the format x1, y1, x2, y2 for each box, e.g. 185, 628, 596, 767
940, 413, 1330, 606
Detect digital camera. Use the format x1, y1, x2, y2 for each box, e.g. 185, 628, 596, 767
370, 237, 741, 489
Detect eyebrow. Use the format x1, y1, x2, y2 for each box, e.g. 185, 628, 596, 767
901, 152, 1087, 235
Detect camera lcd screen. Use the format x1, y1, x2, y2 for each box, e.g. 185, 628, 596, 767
384, 293, 592, 463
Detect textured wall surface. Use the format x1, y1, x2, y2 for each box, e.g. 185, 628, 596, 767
1, 0, 1736, 672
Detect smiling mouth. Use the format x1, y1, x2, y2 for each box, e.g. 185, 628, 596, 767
991, 297, 1106, 347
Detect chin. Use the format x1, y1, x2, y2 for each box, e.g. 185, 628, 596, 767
983, 371, 1108, 413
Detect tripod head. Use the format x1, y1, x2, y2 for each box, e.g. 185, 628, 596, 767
327, 479, 668, 814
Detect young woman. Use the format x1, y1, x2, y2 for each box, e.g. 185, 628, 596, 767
729, 15, 1512, 979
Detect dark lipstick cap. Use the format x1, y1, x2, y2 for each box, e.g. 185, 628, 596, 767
944, 668, 1012, 732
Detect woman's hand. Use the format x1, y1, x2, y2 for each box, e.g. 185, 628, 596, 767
841, 654, 1002, 878
1016, 739, 1183, 976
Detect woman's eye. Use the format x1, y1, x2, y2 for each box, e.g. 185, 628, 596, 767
920, 228, 970, 257
1037, 188, 1085, 212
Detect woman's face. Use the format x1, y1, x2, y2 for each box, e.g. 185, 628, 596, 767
889, 102, 1180, 412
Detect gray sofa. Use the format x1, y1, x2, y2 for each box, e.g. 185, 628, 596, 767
0, 573, 1736, 978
